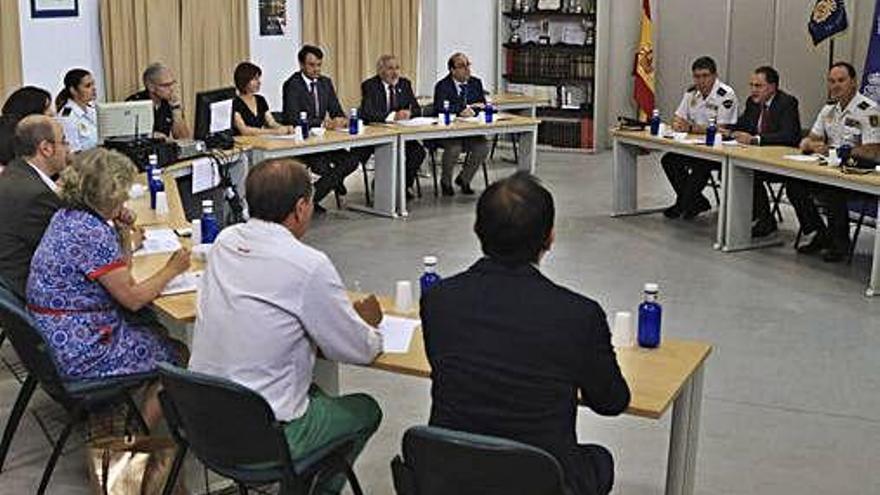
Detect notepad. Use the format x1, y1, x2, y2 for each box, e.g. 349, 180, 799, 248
133, 228, 182, 257
160, 271, 204, 296
395, 117, 437, 127
783, 154, 821, 162
378, 315, 419, 353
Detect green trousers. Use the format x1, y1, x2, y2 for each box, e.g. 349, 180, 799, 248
283, 386, 382, 494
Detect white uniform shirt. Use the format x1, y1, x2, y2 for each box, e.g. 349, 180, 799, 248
674, 79, 739, 126
189, 219, 383, 421
809, 92, 880, 147
59, 100, 98, 152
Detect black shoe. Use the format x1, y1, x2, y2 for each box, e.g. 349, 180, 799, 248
821, 247, 846, 263
405, 188, 415, 200
336, 183, 348, 196
455, 176, 474, 195
440, 182, 455, 197
751, 219, 778, 238
796, 231, 827, 254
313, 203, 327, 215
682, 196, 711, 220
663, 204, 682, 219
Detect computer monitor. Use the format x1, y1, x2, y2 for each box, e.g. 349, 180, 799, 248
96, 100, 154, 144
194, 87, 236, 149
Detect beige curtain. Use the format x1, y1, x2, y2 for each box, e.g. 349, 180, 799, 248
303, 0, 421, 110
100, 0, 248, 126
0, 0, 23, 100
181, 0, 249, 121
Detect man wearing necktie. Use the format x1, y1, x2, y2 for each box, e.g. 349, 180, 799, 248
357, 54, 426, 199
432, 52, 490, 196
282, 45, 358, 213
727, 66, 801, 238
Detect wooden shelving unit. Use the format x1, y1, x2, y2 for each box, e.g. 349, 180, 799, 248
495, 0, 608, 151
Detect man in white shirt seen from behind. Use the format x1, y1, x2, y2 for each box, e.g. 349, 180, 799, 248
190, 158, 384, 494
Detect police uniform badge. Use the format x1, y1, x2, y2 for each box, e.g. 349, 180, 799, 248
870, 115, 880, 127
844, 118, 861, 129
722, 99, 734, 109
857, 101, 871, 111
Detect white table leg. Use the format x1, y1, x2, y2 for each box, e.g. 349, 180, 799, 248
347, 140, 399, 218
665, 363, 705, 495
867, 196, 880, 297
723, 161, 783, 252
714, 158, 729, 250
516, 129, 537, 174
612, 139, 639, 215
314, 359, 340, 395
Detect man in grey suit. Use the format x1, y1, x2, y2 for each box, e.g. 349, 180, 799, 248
0, 115, 69, 298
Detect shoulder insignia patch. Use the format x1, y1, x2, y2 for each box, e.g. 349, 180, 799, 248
858, 101, 871, 111
60, 107, 72, 117
716, 87, 727, 97
723, 99, 734, 109
870, 115, 879, 127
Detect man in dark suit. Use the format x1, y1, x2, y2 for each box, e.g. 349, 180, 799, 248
421, 172, 630, 495
0, 115, 69, 298
432, 52, 490, 196
358, 54, 426, 199
281, 45, 358, 212
728, 66, 801, 237
126, 63, 192, 140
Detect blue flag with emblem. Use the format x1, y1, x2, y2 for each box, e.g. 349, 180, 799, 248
808, 0, 848, 45
862, 0, 880, 104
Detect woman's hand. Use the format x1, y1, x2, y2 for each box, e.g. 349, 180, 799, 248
164, 247, 191, 276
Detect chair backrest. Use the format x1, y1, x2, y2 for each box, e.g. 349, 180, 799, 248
157, 363, 293, 478
0, 282, 71, 406
392, 426, 567, 495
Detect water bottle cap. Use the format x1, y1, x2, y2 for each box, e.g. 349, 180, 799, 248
300, 111, 307, 118
644, 283, 659, 293
423, 256, 438, 266
148, 154, 158, 164
350, 108, 357, 115
652, 109, 659, 115
443, 100, 450, 107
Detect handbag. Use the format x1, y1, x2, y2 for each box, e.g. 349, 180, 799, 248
86, 435, 185, 495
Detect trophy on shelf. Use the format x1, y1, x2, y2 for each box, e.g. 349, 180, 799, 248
508, 17, 524, 44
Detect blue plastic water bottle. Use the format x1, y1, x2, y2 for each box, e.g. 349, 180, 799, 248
838, 143, 853, 166
149, 167, 164, 210
649, 109, 661, 136
349, 108, 359, 135
637, 283, 662, 348
442, 100, 451, 126
200, 199, 220, 244
419, 256, 441, 296
299, 111, 310, 139
705, 117, 717, 146
484, 102, 495, 124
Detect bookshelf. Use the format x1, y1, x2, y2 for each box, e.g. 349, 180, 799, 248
495, 0, 608, 151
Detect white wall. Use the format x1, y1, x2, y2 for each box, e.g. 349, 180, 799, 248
247, 0, 302, 110
17, 0, 105, 102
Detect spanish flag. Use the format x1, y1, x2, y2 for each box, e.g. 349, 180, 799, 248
633, 0, 655, 120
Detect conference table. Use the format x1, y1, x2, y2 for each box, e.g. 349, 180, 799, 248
128, 173, 713, 495
610, 128, 880, 296
417, 92, 549, 118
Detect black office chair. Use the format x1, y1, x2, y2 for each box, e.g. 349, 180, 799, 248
0, 282, 153, 495
157, 363, 364, 495
425, 144, 490, 197
391, 425, 567, 495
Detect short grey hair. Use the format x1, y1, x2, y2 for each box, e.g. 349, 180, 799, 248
143, 62, 168, 87
375, 54, 398, 76
14, 115, 57, 158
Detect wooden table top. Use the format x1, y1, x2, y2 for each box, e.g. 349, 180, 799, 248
387, 114, 541, 136
235, 125, 400, 151
727, 145, 880, 188
611, 128, 732, 159
417, 92, 550, 108
129, 173, 189, 230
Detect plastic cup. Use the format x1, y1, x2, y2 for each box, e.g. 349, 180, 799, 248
394, 280, 414, 312
611, 311, 635, 348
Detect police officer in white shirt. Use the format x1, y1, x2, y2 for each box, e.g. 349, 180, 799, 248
55, 69, 98, 152
190, 158, 383, 494
790, 62, 880, 262
662, 56, 739, 219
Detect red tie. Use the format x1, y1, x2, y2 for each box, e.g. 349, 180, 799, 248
759, 105, 770, 134
389, 85, 397, 112
310, 81, 319, 117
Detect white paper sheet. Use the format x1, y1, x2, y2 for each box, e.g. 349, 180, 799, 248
378, 315, 419, 353
209, 99, 233, 134
191, 157, 220, 194
133, 228, 181, 257
395, 117, 437, 127
160, 271, 204, 296
783, 154, 821, 162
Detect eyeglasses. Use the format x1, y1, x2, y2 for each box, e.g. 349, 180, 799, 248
156, 80, 176, 88
454, 63, 471, 69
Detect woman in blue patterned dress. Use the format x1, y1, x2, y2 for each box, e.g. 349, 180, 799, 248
27, 148, 191, 424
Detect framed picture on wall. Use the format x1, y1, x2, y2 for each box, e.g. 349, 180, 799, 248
31, 0, 79, 19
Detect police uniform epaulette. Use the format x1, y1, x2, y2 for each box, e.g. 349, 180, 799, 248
60, 107, 72, 117
858, 100, 871, 111
716, 86, 727, 97
825, 99, 835, 105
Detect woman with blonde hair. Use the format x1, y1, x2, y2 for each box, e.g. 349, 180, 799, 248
26, 148, 190, 422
